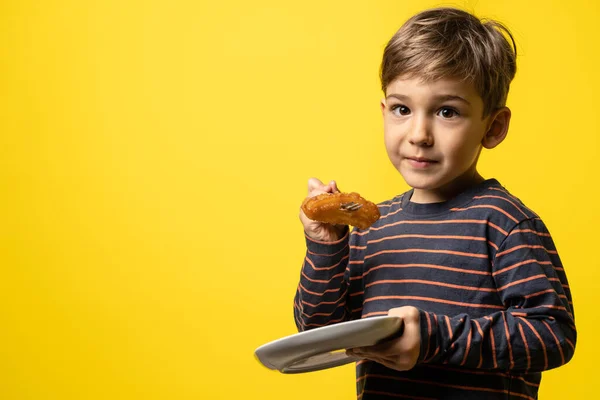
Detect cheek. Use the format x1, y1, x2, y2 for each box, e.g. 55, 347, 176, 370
383, 128, 402, 158
441, 127, 483, 159
383, 119, 406, 144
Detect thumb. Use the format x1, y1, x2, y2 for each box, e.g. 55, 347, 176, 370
388, 306, 421, 352
307, 177, 325, 193
329, 180, 341, 193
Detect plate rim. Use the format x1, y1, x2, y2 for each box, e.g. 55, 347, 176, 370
254, 315, 402, 373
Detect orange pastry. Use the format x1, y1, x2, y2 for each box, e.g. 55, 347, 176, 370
301, 192, 380, 230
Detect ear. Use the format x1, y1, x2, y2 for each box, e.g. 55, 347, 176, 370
380, 98, 386, 116
482, 107, 511, 149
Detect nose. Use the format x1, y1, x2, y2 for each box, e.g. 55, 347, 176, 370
408, 115, 433, 146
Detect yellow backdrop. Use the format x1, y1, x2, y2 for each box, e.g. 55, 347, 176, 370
1, 0, 598, 399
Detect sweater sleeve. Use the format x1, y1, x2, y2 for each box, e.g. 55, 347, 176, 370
417, 218, 576, 373
294, 227, 366, 331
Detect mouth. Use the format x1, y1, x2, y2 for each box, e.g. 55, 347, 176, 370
405, 156, 438, 168
407, 156, 437, 162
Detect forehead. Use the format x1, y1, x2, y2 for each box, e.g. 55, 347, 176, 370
385, 76, 482, 106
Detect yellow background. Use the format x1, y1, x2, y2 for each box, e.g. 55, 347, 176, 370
1, 0, 598, 399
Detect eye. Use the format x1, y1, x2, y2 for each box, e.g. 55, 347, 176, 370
437, 107, 459, 119
391, 104, 411, 116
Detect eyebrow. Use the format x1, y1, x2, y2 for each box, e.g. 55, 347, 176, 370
386, 93, 471, 106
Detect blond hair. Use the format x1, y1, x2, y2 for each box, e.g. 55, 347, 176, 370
380, 7, 517, 116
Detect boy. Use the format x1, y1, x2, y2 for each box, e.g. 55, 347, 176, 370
294, 7, 576, 400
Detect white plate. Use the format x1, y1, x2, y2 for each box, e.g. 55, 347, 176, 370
254, 316, 403, 374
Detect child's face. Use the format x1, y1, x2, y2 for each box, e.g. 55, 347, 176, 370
381, 76, 493, 203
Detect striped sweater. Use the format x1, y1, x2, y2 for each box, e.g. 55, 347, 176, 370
294, 179, 576, 400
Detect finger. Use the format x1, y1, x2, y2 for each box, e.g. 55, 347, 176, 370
328, 180, 340, 194
348, 348, 396, 363
355, 339, 399, 356
357, 353, 395, 366
388, 307, 420, 353
350, 348, 411, 371
352, 320, 404, 355
397, 312, 421, 355
307, 177, 325, 193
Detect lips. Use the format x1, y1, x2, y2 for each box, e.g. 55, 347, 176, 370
405, 156, 438, 169
407, 156, 437, 163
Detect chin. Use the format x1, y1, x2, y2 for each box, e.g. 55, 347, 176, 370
398, 168, 445, 191
404, 180, 443, 191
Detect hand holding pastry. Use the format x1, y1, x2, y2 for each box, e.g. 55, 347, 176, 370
299, 178, 348, 242
300, 178, 380, 242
